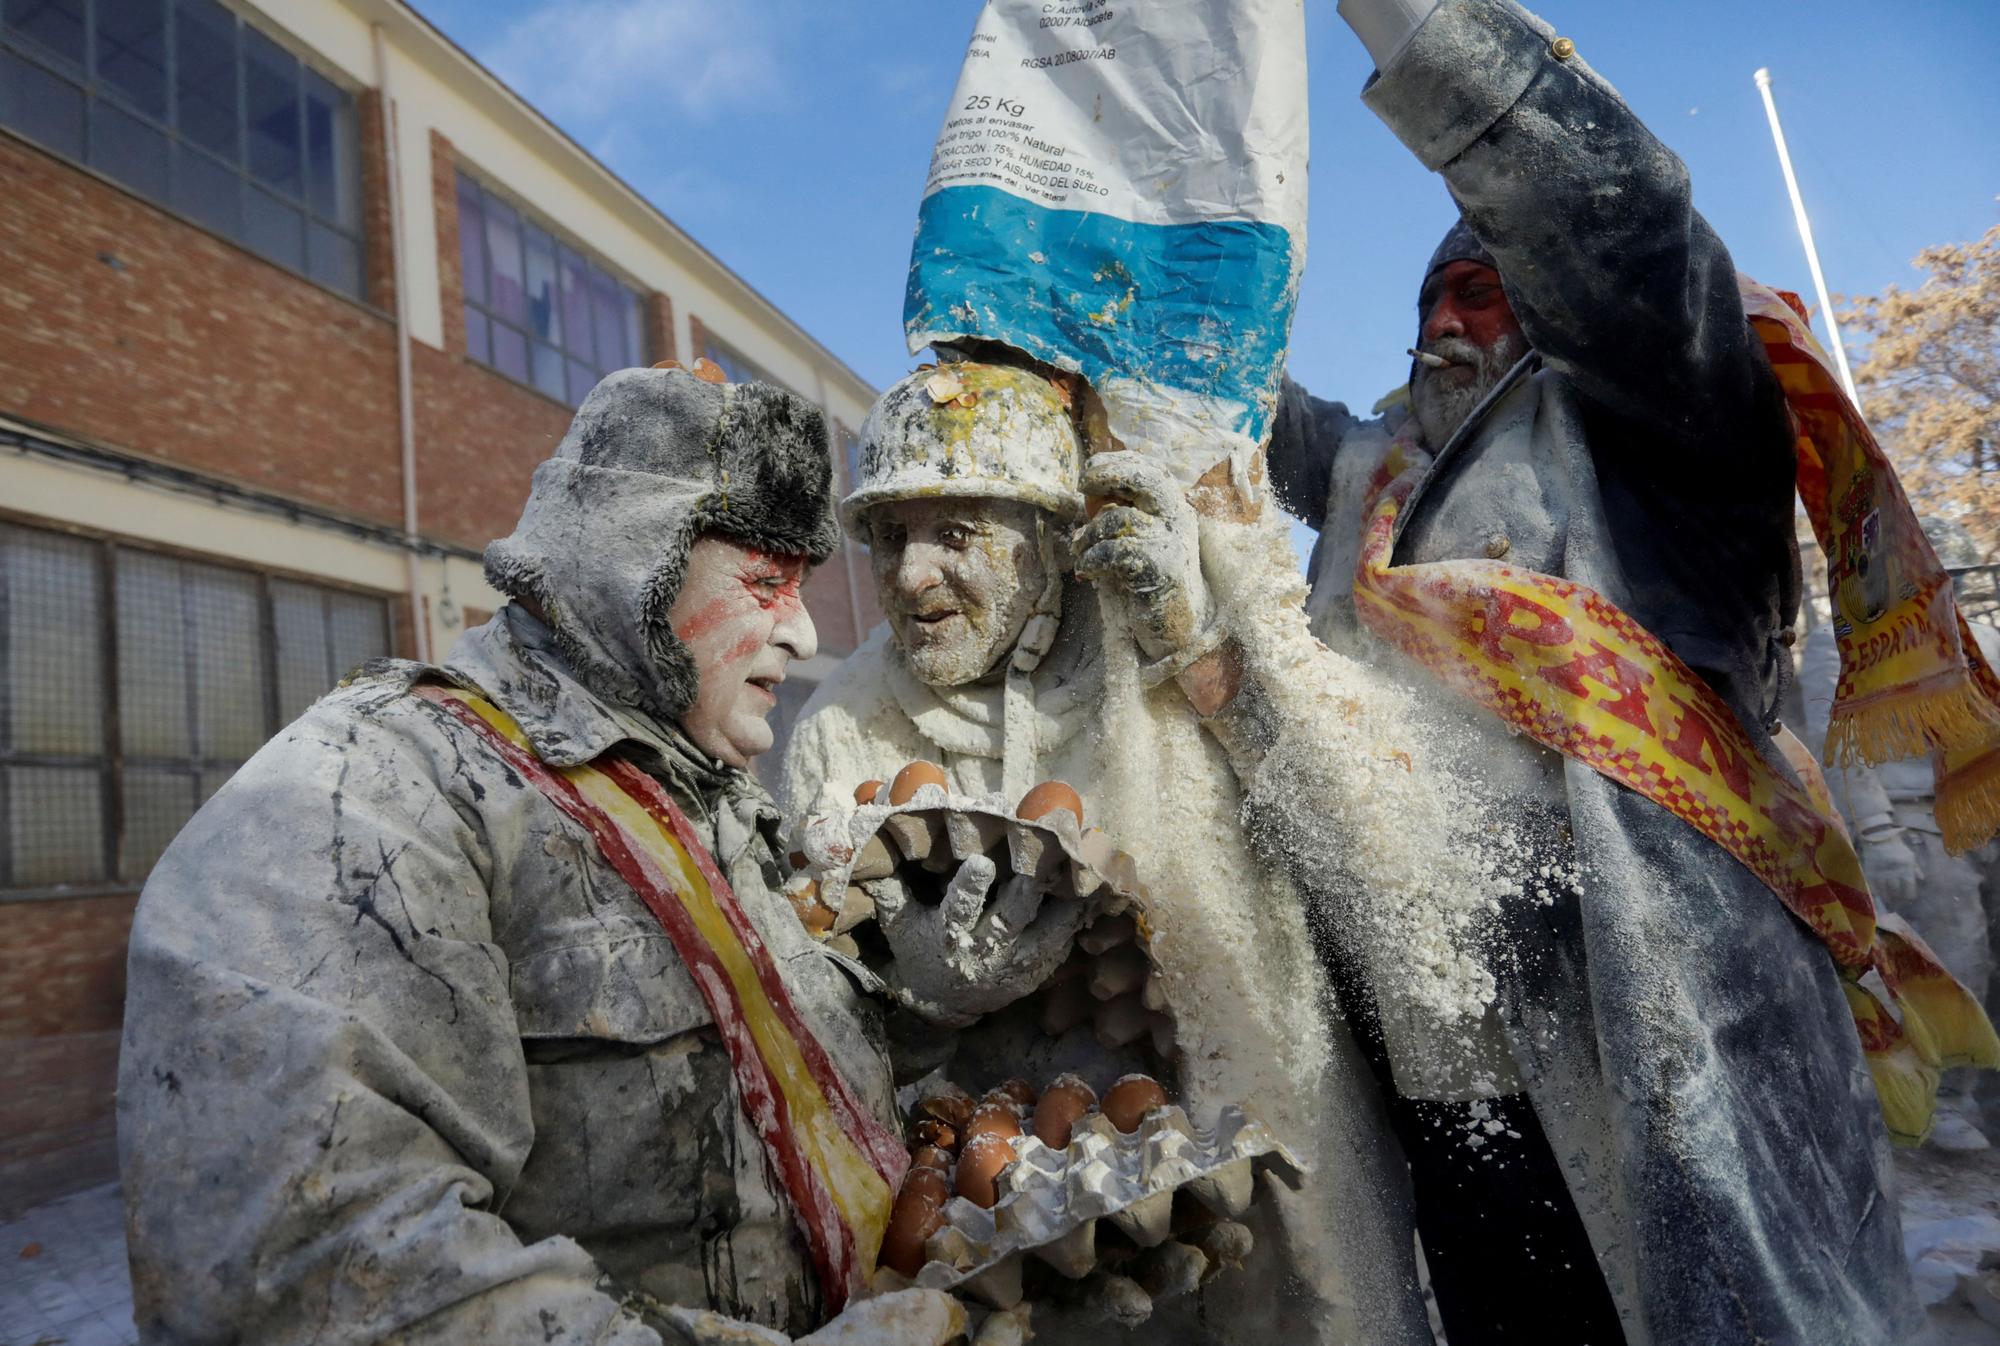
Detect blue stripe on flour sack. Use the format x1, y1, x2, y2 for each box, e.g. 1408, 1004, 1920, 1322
905, 185, 1297, 444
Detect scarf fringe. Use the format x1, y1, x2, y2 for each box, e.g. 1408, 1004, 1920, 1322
1939, 747, 2000, 855
1844, 979, 1941, 1147
1826, 683, 2000, 770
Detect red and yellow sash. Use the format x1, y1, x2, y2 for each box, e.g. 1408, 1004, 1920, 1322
1349, 280, 2000, 1143
416, 684, 905, 1309
1746, 284, 2000, 851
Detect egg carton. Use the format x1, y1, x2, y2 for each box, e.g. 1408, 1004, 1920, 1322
801, 784, 1145, 922
801, 784, 1180, 1060
887, 1104, 1298, 1310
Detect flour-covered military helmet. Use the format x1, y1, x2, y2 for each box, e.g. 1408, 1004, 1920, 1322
842, 362, 1085, 539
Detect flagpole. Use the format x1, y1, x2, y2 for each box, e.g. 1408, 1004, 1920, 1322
1754, 67, 1859, 401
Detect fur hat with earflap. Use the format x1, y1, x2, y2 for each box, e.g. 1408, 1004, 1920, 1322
484, 361, 841, 728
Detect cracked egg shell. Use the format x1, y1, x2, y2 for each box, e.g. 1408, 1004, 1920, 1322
853, 779, 885, 805
890, 761, 949, 805
955, 1132, 1019, 1209
1102, 1075, 1170, 1134
962, 1102, 1023, 1145
1032, 1075, 1099, 1150
915, 1084, 975, 1133
1016, 780, 1085, 827
784, 879, 835, 936
911, 1118, 957, 1153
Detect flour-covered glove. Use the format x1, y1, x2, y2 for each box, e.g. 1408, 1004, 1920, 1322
871, 854, 1093, 1027
1859, 832, 1920, 909
1073, 454, 1214, 663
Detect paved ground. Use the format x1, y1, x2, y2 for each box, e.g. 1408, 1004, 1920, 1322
6, 1153, 2000, 1344
0, 1183, 134, 1346
1900, 1143, 2000, 1344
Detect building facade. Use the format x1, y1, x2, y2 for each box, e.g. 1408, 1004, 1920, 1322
0, 0, 884, 1210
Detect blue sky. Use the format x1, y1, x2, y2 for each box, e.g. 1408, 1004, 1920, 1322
411, 0, 1998, 522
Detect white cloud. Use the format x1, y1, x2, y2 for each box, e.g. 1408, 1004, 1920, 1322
479, 0, 787, 127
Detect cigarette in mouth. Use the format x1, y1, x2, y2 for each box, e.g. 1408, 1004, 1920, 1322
1407, 347, 1454, 369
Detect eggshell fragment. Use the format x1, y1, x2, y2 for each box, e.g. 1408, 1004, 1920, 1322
783, 878, 835, 936
911, 1118, 958, 1153
1101, 1075, 1170, 1133
854, 779, 886, 805
915, 1085, 975, 1133
1017, 780, 1085, 827
961, 1102, 1023, 1145
1032, 1075, 1098, 1150
986, 1078, 1039, 1111
890, 761, 949, 805
956, 1132, 1019, 1208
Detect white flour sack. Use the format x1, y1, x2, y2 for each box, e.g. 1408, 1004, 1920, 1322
904, 0, 1308, 484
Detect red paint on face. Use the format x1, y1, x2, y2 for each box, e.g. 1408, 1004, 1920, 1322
1421, 261, 1522, 353
672, 549, 809, 643
666, 537, 819, 769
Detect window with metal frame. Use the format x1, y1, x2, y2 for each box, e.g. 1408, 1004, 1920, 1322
831, 420, 861, 493
456, 170, 647, 406
0, 0, 365, 300
698, 330, 782, 390
0, 520, 391, 895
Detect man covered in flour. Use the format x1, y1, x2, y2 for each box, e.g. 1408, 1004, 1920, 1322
117, 363, 972, 1345
1076, 0, 1919, 1343
778, 362, 1434, 1343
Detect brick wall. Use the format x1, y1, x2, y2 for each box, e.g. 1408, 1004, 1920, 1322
0, 101, 876, 1214
0, 130, 406, 529
416, 130, 582, 554
0, 895, 135, 1214
644, 291, 678, 368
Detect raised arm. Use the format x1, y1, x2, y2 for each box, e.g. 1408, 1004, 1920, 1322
1265, 377, 1362, 533
1346, 0, 1770, 436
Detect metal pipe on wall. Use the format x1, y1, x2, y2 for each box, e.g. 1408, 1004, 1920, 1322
373, 22, 431, 662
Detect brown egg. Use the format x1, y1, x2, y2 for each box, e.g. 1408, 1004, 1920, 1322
910, 1118, 957, 1153
1017, 780, 1085, 827
853, 779, 886, 805
915, 1084, 975, 1133
909, 1144, 954, 1174
961, 1102, 1023, 1145
1101, 1074, 1170, 1133
986, 1078, 1040, 1110
1032, 1075, 1099, 1150
889, 761, 949, 805
955, 1132, 1019, 1209
879, 1173, 950, 1277
899, 1164, 950, 1206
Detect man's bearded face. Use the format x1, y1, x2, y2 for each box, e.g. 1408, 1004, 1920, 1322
1411, 260, 1529, 450
667, 536, 817, 768
866, 497, 1048, 688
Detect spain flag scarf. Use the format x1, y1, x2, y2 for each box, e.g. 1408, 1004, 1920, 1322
1351, 278, 2000, 1143
416, 684, 905, 1309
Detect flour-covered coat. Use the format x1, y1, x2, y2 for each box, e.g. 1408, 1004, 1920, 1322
117, 610, 898, 1344
1264, 1, 1916, 1341
118, 366, 898, 1345
781, 595, 1433, 1345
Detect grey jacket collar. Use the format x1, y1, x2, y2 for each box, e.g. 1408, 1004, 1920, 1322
443, 605, 755, 821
